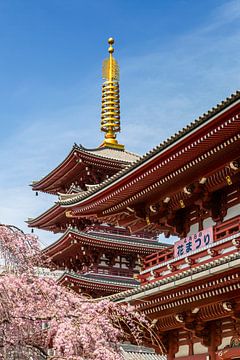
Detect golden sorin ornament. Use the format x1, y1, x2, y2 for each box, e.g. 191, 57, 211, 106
100, 37, 124, 150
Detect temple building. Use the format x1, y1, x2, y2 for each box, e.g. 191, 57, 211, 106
66, 89, 240, 360
29, 37, 240, 359
28, 38, 168, 298
56, 87, 240, 359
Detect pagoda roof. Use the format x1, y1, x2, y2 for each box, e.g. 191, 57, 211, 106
58, 271, 139, 293
78, 145, 140, 163
32, 144, 139, 194
27, 204, 66, 231
120, 344, 166, 360
57, 91, 240, 231
43, 228, 170, 260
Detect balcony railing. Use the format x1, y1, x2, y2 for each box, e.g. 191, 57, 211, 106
214, 215, 240, 240
140, 215, 240, 284
91, 266, 135, 278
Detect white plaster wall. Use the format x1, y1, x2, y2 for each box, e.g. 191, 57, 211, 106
179, 264, 189, 269
198, 255, 211, 263
223, 204, 240, 221
161, 270, 171, 276
218, 336, 232, 350
100, 260, 107, 265
175, 345, 189, 358
193, 342, 208, 354
134, 265, 141, 270
203, 217, 216, 229
187, 223, 199, 237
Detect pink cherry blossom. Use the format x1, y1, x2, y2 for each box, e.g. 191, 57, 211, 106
0, 225, 160, 359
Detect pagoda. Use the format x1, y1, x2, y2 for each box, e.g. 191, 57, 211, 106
56, 87, 240, 360
28, 38, 168, 298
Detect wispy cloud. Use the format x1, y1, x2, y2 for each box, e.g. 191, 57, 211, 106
200, 0, 240, 33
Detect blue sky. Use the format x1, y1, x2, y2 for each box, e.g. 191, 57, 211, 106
0, 0, 239, 246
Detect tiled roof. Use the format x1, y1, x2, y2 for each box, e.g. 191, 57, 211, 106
59, 91, 240, 206
120, 344, 166, 360
79, 145, 140, 163
86, 230, 169, 248
43, 228, 169, 255
121, 351, 165, 360
59, 272, 140, 287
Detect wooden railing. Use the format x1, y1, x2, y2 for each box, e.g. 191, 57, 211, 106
142, 215, 240, 273
143, 248, 174, 269
214, 215, 240, 240
96, 267, 135, 278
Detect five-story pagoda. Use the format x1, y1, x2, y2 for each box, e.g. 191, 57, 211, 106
28, 38, 169, 298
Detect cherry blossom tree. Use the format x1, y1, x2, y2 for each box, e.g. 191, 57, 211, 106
0, 224, 160, 360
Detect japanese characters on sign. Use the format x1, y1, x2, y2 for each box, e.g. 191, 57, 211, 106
174, 227, 213, 258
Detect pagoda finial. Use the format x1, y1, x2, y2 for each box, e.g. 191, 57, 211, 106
100, 37, 124, 150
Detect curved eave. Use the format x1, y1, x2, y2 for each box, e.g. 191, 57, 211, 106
58, 92, 240, 213
31, 144, 133, 194
32, 147, 80, 193
27, 204, 65, 230
42, 228, 170, 259
58, 272, 139, 291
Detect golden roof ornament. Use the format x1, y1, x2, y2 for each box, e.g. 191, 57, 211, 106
100, 37, 124, 150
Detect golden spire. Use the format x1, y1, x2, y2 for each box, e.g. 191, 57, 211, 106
100, 37, 124, 150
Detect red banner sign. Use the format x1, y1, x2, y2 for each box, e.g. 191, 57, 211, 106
174, 227, 214, 258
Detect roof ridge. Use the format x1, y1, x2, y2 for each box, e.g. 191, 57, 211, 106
77, 144, 140, 162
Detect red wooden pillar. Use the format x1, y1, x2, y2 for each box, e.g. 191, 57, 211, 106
167, 330, 179, 360
208, 321, 222, 360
